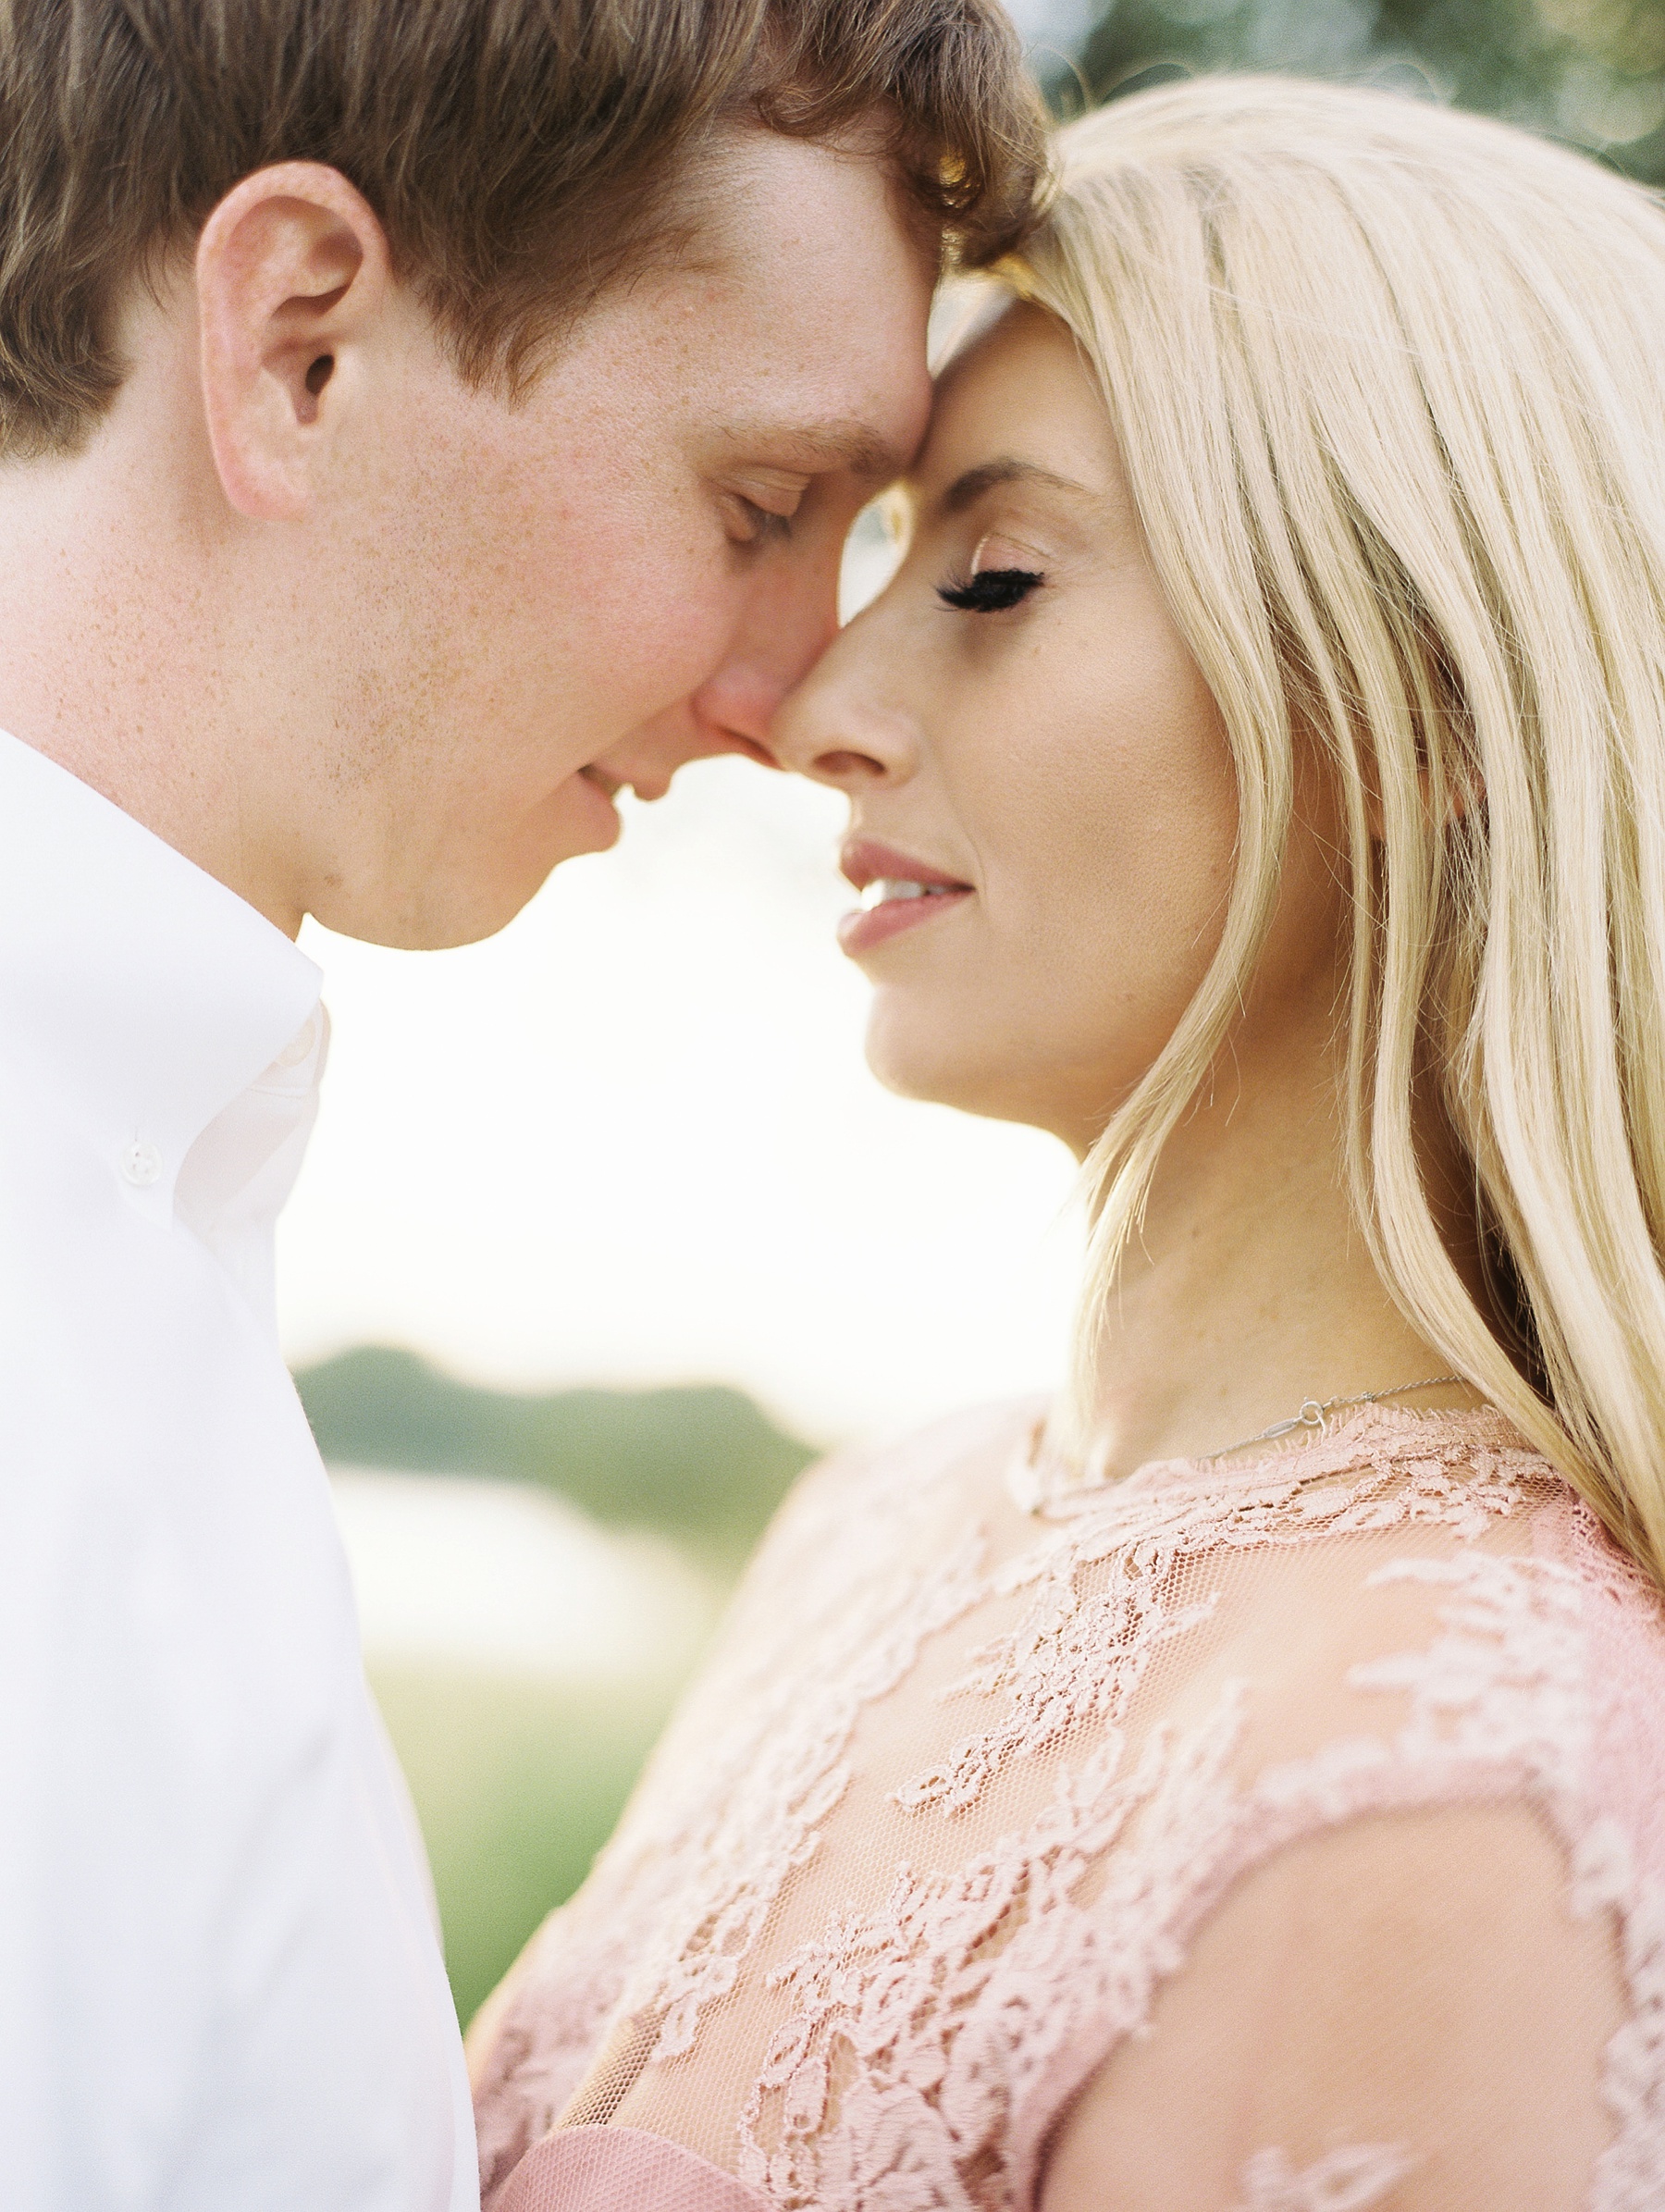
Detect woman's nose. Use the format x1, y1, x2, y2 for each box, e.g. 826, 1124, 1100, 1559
767, 631, 919, 791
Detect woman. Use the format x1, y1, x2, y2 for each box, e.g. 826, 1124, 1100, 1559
470, 78, 1665, 2208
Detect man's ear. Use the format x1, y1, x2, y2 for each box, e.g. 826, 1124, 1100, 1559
196, 162, 393, 521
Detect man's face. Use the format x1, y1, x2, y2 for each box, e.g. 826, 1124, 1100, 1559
296, 130, 935, 948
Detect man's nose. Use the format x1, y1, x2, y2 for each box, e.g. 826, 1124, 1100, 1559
685, 548, 843, 755
594, 546, 845, 800
594, 702, 769, 803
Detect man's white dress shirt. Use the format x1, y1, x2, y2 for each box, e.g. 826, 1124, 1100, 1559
0, 731, 477, 2210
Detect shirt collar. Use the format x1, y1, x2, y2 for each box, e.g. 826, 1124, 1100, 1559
0, 728, 324, 1221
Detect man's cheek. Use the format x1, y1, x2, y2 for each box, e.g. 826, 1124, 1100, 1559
615, 590, 735, 706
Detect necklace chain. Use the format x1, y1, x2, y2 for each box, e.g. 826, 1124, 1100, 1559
1197, 1374, 1464, 1464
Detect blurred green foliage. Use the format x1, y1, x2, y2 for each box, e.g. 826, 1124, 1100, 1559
1050, 0, 1665, 182
296, 1343, 817, 1572
297, 1347, 821, 2019
371, 1661, 674, 2028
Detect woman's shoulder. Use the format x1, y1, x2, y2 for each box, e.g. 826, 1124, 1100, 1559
1042, 1788, 1634, 2210
746, 1390, 1048, 1559
808, 1390, 1050, 1496
690, 1394, 1050, 1706
1138, 1408, 1665, 1820
1033, 1415, 1665, 2208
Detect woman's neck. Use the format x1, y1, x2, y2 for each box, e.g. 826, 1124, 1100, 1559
1080, 1031, 1485, 1477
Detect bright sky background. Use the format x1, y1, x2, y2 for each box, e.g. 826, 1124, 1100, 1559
277, 745, 1084, 1445
278, 499, 1087, 1450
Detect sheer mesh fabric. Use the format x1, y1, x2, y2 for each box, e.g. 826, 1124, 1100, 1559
472, 1403, 1665, 2209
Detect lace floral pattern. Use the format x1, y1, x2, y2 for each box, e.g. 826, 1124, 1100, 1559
897, 1426, 1531, 1821
474, 1405, 1665, 2210
1229, 2145, 1415, 2210
475, 1410, 1009, 2191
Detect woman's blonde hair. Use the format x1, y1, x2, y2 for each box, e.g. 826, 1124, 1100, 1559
1001, 76, 1665, 1586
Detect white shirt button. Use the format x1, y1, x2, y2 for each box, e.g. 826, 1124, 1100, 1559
121, 1141, 163, 1188
275, 1013, 319, 1069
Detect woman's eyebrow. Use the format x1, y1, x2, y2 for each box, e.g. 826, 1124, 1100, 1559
939, 458, 1092, 515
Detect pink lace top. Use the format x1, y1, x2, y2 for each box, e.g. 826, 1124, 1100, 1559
471, 1402, 1665, 2209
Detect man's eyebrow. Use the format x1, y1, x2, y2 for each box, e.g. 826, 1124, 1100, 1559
722, 420, 906, 484
939, 459, 1094, 514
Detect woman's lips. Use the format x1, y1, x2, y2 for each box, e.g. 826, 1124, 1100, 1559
837, 884, 972, 956
837, 838, 973, 958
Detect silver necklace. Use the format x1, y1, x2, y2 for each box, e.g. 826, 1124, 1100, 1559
1199, 1374, 1464, 1463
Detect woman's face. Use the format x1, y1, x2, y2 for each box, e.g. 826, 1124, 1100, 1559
771, 303, 1264, 1155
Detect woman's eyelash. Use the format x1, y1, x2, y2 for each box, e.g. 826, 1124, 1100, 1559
936, 567, 1044, 613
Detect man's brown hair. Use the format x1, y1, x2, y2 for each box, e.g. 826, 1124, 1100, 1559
0, 0, 1046, 456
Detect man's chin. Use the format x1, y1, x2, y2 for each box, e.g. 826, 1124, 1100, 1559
308, 781, 624, 950
557, 765, 625, 856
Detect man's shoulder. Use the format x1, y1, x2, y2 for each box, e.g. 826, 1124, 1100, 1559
0, 1068, 335, 1653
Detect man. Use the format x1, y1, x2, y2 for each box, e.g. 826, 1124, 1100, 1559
0, 2, 1042, 2206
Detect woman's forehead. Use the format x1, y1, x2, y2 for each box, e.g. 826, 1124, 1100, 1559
905, 305, 1117, 513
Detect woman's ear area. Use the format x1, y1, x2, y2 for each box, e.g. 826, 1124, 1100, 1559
195, 161, 393, 521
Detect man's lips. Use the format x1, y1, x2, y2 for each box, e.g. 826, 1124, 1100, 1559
837, 837, 972, 957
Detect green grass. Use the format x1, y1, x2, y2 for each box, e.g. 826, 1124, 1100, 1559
372, 1658, 684, 2029
301, 1350, 820, 2020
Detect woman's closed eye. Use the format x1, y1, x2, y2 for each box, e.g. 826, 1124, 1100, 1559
937, 565, 1044, 613
936, 527, 1047, 614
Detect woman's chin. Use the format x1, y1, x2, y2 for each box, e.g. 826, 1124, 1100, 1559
863, 1002, 1116, 1150
864, 1006, 1025, 1123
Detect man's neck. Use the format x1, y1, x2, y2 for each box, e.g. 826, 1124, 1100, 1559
0, 414, 307, 938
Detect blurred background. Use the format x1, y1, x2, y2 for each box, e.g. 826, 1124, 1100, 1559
282, 0, 1665, 2031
